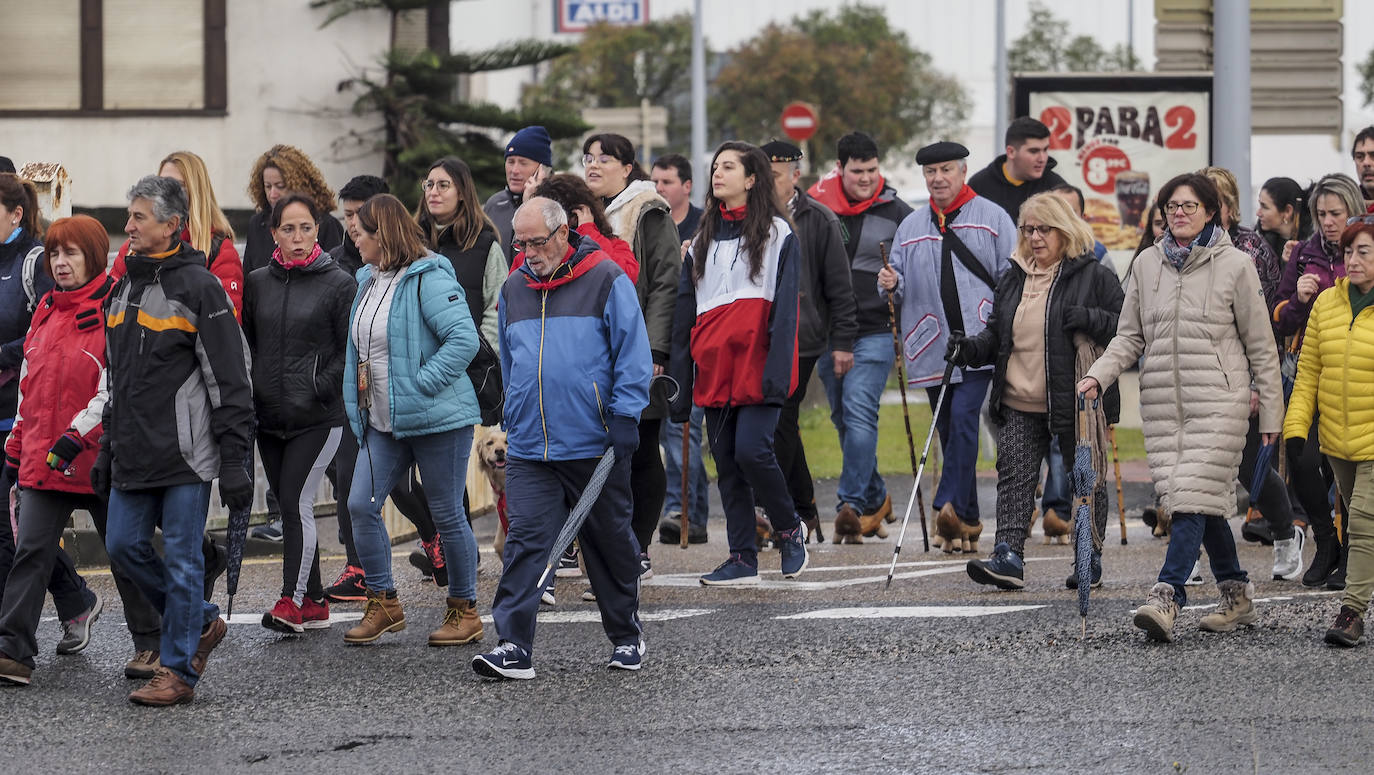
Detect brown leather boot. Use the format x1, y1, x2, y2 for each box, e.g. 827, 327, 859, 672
1041, 508, 1071, 545
934, 503, 962, 554
859, 495, 892, 537
832, 503, 862, 544
128, 667, 194, 706
190, 618, 227, 676
429, 598, 483, 646
344, 590, 406, 644
125, 650, 160, 680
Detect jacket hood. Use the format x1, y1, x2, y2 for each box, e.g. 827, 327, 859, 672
604, 179, 664, 218
517, 231, 607, 290
45, 274, 113, 311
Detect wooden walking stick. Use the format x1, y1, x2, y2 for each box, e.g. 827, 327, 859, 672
879, 242, 929, 552
680, 421, 690, 549
1108, 426, 1127, 545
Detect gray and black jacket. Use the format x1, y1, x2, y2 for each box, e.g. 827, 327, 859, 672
104, 242, 254, 489
830, 183, 913, 339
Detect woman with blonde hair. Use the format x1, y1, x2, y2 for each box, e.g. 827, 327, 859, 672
341, 194, 484, 648
244, 145, 345, 280
948, 192, 1123, 590
111, 150, 244, 316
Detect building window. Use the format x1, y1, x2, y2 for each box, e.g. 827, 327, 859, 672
0, 0, 226, 116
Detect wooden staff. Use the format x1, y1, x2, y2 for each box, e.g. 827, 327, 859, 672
880, 241, 929, 552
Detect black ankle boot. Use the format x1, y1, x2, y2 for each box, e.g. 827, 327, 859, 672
1304, 533, 1340, 587
1326, 537, 1350, 590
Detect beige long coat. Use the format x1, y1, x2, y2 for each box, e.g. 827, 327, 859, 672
1086, 230, 1283, 517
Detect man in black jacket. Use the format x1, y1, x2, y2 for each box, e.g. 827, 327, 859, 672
968, 117, 1067, 224
764, 140, 858, 541
806, 132, 911, 542
97, 176, 255, 706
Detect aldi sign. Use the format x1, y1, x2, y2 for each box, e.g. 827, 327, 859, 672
555, 0, 649, 33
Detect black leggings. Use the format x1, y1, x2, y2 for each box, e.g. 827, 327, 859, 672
259, 427, 342, 603
630, 417, 666, 554
1292, 418, 1336, 540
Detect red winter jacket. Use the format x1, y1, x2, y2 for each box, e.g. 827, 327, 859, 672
110, 230, 243, 321
510, 223, 639, 284
4, 276, 114, 494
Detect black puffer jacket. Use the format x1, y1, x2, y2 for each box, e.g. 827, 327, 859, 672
961, 250, 1124, 434
242, 250, 357, 438
243, 211, 346, 284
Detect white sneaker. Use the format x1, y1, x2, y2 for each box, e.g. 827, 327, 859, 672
1184, 557, 1205, 586
1273, 530, 1305, 580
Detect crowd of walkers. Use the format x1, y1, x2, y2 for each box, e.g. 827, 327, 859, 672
0, 115, 1372, 704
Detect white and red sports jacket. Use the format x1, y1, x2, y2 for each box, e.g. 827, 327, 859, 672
670, 214, 801, 410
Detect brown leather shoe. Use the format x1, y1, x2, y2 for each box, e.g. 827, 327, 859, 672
429, 598, 483, 646
934, 503, 962, 554
859, 495, 892, 538
128, 667, 194, 706
190, 618, 227, 677
832, 503, 862, 544
0, 653, 33, 686
125, 650, 160, 680
344, 590, 406, 644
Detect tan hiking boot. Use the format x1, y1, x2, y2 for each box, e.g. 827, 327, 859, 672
832, 503, 862, 544
1041, 508, 1071, 545
1198, 580, 1257, 633
429, 598, 484, 646
859, 496, 892, 538
125, 650, 160, 680
128, 667, 194, 706
1133, 582, 1180, 642
344, 590, 406, 644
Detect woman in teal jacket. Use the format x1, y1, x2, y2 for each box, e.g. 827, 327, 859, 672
340, 194, 484, 648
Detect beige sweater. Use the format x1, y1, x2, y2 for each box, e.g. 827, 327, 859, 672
1001, 254, 1059, 413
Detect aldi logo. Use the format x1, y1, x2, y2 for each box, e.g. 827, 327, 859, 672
555, 0, 649, 33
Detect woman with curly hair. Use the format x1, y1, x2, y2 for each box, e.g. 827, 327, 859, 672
243, 145, 345, 280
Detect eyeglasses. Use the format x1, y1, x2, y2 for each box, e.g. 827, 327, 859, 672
421, 180, 453, 192
582, 153, 617, 167
1019, 224, 1055, 238
1346, 214, 1374, 225
512, 230, 557, 252
1164, 201, 1201, 215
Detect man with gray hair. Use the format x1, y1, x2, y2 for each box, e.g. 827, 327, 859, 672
96, 175, 254, 706
473, 197, 652, 680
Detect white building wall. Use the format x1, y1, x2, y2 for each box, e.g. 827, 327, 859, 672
1, 1, 391, 210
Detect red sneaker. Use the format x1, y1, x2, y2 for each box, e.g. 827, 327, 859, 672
262, 597, 304, 634
300, 597, 331, 630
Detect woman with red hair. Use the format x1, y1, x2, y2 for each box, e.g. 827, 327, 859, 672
0, 215, 161, 686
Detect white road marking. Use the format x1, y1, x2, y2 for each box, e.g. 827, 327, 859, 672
477, 607, 715, 625
649, 557, 1058, 591
775, 605, 1047, 620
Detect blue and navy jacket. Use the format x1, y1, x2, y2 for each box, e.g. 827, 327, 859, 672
499, 232, 652, 462
343, 255, 481, 441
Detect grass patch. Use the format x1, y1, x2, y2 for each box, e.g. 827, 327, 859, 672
702, 405, 1145, 480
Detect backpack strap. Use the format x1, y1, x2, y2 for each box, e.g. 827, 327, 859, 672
22, 244, 43, 313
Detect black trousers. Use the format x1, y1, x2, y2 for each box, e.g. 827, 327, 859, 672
629, 417, 666, 553
770, 355, 820, 520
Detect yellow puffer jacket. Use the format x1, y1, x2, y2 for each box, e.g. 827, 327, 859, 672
1283, 278, 1374, 461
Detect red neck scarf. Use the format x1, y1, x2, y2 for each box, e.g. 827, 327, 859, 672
806, 170, 887, 217
930, 184, 978, 232
272, 243, 323, 269
720, 203, 747, 221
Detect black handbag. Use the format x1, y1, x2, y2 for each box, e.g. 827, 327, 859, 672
468, 333, 504, 427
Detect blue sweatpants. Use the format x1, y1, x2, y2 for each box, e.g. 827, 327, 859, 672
491, 456, 642, 653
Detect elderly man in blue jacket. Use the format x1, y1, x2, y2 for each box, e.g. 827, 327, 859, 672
473, 197, 653, 680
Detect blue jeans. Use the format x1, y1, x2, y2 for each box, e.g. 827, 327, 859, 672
926, 370, 991, 523
106, 481, 219, 686
817, 333, 893, 513
1041, 438, 1071, 516
661, 405, 709, 526
348, 425, 477, 600
1159, 512, 1248, 607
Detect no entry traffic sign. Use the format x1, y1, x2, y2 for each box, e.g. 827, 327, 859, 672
780, 102, 819, 142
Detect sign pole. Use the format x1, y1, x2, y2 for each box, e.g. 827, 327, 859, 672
690, 0, 706, 207
1213, 0, 1251, 223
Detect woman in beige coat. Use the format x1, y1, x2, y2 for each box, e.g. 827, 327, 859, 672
1078, 173, 1283, 643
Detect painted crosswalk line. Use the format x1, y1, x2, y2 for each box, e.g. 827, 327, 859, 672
775, 605, 1047, 620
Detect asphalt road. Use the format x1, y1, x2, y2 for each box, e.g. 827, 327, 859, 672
3, 475, 1364, 774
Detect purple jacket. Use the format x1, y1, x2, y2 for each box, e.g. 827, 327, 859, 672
1273, 232, 1346, 338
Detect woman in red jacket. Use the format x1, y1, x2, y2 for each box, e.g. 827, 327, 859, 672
0, 215, 161, 687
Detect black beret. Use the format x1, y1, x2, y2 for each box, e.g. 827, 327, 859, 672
915, 141, 969, 166
761, 140, 803, 163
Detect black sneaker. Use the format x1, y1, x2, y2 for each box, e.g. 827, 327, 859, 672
56, 590, 102, 655
1241, 519, 1275, 545
658, 513, 683, 544
1065, 553, 1103, 589
638, 552, 653, 580
250, 519, 284, 542
325, 565, 367, 602
1325, 605, 1365, 647
408, 535, 447, 587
